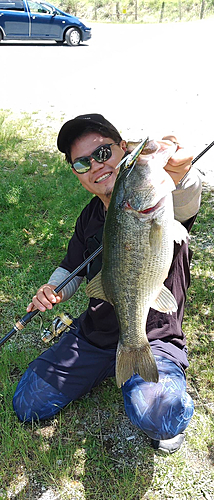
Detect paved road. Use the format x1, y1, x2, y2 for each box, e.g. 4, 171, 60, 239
0, 20, 213, 182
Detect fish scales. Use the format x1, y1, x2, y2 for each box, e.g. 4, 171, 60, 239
86, 140, 188, 387
102, 167, 174, 345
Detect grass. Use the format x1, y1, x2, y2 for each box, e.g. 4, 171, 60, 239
0, 110, 214, 499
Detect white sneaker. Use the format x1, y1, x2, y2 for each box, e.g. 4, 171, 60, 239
151, 433, 185, 453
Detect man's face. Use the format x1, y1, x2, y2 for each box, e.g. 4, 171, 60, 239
70, 133, 126, 208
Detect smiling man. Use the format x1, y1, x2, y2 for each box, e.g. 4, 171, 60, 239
61, 115, 127, 206
70, 132, 126, 203
13, 113, 202, 454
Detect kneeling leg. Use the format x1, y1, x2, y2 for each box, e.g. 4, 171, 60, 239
13, 367, 71, 422
122, 355, 194, 441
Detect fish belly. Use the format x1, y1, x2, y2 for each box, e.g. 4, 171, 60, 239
103, 210, 172, 387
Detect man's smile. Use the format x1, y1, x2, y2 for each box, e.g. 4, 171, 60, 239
95, 172, 112, 183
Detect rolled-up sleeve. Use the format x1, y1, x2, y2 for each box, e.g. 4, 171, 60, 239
48, 267, 83, 302
173, 167, 202, 222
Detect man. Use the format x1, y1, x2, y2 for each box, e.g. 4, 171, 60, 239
13, 114, 202, 453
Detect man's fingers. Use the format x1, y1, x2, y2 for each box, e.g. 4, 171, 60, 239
166, 156, 193, 170
26, 302, 35, 313
26, 285, 61, 313
162, 134, 178, 145
162, 135, 193, 166
44, 287, 62, 305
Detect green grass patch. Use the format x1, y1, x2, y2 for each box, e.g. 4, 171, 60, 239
0, 111, 91, 332
183, 190, 214, 404
0, 110, 213, 499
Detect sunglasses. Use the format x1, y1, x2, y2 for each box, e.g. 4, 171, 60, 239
71, 143, 120, 174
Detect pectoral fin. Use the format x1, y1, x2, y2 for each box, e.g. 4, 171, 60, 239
86, 271, 110, 303
149, 219, 163, 254
151, 284, 178, 314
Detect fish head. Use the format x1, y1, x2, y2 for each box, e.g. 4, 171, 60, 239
119, 139, 177, 218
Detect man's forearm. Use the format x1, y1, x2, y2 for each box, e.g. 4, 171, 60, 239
48, 267, 83, 302
173, 167, 202, 222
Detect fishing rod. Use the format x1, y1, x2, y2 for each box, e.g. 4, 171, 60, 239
1, 139, 213, 348
191, 140, 214, 166
1, 139, 149, 348
0, 245, 103, 348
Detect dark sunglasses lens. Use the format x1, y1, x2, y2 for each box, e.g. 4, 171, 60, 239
93, 146, 112, 163
73, 158, 91, 174
72, 144, 114, 173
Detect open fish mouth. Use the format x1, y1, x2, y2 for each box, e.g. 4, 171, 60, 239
124, 196, 166, 215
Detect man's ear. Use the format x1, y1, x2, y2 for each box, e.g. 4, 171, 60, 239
120, 140, 127, 152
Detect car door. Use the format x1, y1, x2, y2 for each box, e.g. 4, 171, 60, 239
0, 0, 29, 37
27, 0, 55, 37
45, 9, 67, 39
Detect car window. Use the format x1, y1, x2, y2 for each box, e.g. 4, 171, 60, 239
27, 0, 53, 13
53, 8, 66, 16
0, 0, 25, 10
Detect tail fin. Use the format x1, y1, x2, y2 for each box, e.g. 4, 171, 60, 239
116, 342, 159, 388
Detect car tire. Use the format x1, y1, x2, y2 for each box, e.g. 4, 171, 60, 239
0, 31, 3, 42
65, 27, 81, 46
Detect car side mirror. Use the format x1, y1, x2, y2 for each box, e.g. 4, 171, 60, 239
52, 10, 57, 16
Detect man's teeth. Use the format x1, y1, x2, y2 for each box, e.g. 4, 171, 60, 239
95, 173, 111, 183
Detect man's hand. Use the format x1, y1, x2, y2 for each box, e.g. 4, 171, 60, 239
162, 135, 194, 186
27, 284, 62, 312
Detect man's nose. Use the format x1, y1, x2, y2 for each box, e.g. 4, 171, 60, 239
90, 158, 104, 171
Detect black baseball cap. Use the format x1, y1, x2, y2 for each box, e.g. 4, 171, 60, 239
57, 113, 122, 154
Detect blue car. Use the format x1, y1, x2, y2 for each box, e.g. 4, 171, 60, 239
0, 0, 91, 45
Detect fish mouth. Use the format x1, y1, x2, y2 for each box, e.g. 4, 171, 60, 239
124, 196, 166, 215
95, 172, 112, 183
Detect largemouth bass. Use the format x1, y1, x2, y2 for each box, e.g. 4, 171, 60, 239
86, 139, 188, 387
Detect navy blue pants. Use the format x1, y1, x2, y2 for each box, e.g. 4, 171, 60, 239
13, 327, 194, 440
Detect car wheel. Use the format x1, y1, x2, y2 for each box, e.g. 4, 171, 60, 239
0, 31, 3, 42
65, 28, 81, 46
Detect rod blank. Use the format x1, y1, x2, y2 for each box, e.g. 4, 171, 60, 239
1, 139, 213, 348
0, 245, 102, 348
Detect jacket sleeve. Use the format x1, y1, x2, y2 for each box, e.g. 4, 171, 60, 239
48, 267, 83, 302
172, 167, 202, 222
